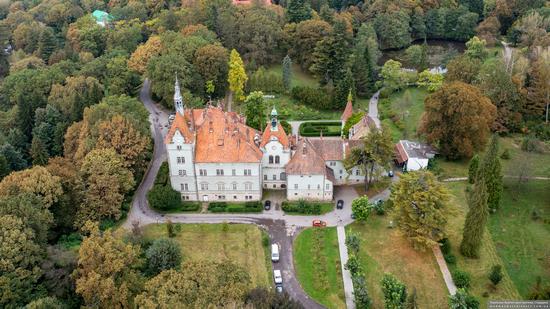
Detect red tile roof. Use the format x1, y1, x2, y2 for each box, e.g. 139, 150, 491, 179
260, 123, 290, 149
286, 138, 326, 175
395, 142, 408, 164
309, 139, 344, 161
341, 99, 353, 122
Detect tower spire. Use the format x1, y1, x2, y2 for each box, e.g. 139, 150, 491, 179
174, 72, 184, 115
270, 106, 278, 131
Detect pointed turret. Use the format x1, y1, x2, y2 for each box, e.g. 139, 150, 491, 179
174, 73, 184, 115
270, 106, 278, 131
341, 90, 353, 123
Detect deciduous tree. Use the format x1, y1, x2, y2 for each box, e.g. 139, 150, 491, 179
128, 35, 163, 74
228, 49, 247, 103
390, 170, 450, 250
0, 165, 63, 208
243, 91, 266, 131
351, 195, 372, 222
48, 75, 104, 121
381, 273, 407, 309
419, 82, 496, 159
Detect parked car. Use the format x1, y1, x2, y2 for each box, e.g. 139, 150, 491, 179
351, 213, 356, 219
273, 270, 283, 286
264, 200, 271, 210
336, 199, 344, 209
276, 285, 283, 293
271, 244, 279, 262
312, 220, 327, 227
374, 199, 383, 206
388, 170, 394, 177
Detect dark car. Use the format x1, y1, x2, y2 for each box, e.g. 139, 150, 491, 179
264, 200, 271, 210
336, 199, 344, 209
388, 170, 394, 177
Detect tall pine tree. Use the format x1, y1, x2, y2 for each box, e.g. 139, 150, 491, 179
460, 170, 489, 258
311, 18, 350, 85
282, 55, 292, 92
37, 27, 57, 62
352, 24, 376, 97
333, 68, 355, 109
468, 154, 479, 184
287, 0, 312, 23
482, 134, 503, 212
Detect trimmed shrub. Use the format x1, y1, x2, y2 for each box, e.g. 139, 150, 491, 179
147, 184, 181, 211
282, 200, 321, 214
439, 238, 452, 255
180, 202, 200, 211
146, 238, 182, 275
299, 121, 342, 137
345, 255, 362, 275
155, 162, 170, 186
444, 253, 456, 265
489, 265, 503, 286
208, 201, 262, 213
208, 202, 228, 212
291, 86, 333, 110
452, 270, 472, 289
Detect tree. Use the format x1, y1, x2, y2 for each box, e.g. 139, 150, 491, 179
333, 68, 355, 109
128, 35, 163, 74
106, 19, 143, 54
286, 19, 332, 71
36, 27, 57, 62
405, 45, 427, 71
282, 55, 292, 92
245, 287, 304, 309
468, 154, 480, 184
310, 18, 350, 85
228, 49, 247, 104
448, 288, 479, 309
147, 184, 182, 211
417, 70, 443, 92
446, 55, 481, 84
351, 196, 372, 222
30, 136, 49, 165
76, 149, 134, 227
66, 15, 107, 57
378, 60, 407, 93
476, 16, 501, 47
381, 273, 407, 309
244, 91, 266, 131
344, 126, 394, 190
418, 82, 496, 159
459, 172, 489, 258
194, 44, 229, 98
106, 56, 141, 96
0, 215, 43, 308
48, 75, 104, 121
146, 53, 194, 107
480, 134, 503, 212
287, 0, 311, 23
146, 238, 182, 275
25, 296, 64, 309
526, 52, 550, 122
489, 265, 503, 286
74, 221, 142, 308
465, 36, 488, 60
374, 10, 412, 50
352, 24, 377, 97
390, 171, 450, 250
135, 261, 251, 308
0, 166, 63, 208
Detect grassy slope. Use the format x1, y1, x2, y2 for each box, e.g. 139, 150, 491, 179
294, 227, 345, 309
142, 223, 270, 288
488, 180, 550, 297
347, 218, 448, 309
445, 182, 521, 307
378, 87, 428, 142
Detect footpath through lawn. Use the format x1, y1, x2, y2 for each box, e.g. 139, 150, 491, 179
294, 227, 346, 309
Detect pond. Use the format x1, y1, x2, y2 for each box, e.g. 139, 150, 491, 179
379, 39, 466, 69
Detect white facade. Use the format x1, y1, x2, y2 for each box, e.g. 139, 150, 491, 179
261, 139, 290, 189
286, 174, 333, 201
406, 157, 429, 171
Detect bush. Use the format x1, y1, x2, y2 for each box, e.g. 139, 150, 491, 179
452, 270, 472, 289
291, 86, 333, 110
521, 136, 547, 153
444, 253, 456, 265
208, 202, 228, 212
299, 121, 342, 137
180, 202, 201, 211
500, 149, 511, 160
345, 255, 361, 275
351, 274, 371, 308
281, 200, 321, 214
147, 184, 182, 211
146, 238, 182, 275
439, 238, 452, 255
208, 201, 262, 213
373, 201, 385, 215
155, 162, 170, 186
345, 233, 361, 255
248, 67, 284, 94
489, 265, 503, 286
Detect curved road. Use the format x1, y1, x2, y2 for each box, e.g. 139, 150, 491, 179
124, 81, 392, 308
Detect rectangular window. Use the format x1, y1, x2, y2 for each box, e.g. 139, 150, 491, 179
308, 184, 311, 190
200, 183, 208, 190
355, 169, 359, 176
232, 169, 236, 176
244, 169, 251, 176
340, 169, 343, 174
264, 175, 267, 180
245, 183, 252, 190
177, 157, 185, 164
294, 184, 298, 189
180, 183, 189, 191
272, 175, 276, 180
317, 184, 320, 189
216, 169, 224, 176
326, 184, 330, 190
217, 183, 225, 190
199, 169, 207, 176
178, 170, 186, 176
177, 145, 182, 150
232, 183, 237, 190
218, 195, 225, 200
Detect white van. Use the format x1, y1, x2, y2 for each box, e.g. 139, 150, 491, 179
273, 269, 283, 285
271, 244, 280, 262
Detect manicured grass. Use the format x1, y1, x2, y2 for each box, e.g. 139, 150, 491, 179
444, 182, 521, 307
378, 87, 428, 142
488, 180, 550, 298
142, 223, 271, 288
294, 227, 345, 309
265, 64, 319, 88
346, 218, 449, 308
263, 94, 342, 121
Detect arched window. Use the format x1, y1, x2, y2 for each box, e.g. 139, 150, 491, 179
275, 155, 280, 164
269, 155, 273, 164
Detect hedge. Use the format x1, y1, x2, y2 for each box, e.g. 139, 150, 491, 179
291, 86, 333, 110
208, 201, 262, 213
147, 184, 182, 211
299, 121, 342, 137
282, 200, 322, 214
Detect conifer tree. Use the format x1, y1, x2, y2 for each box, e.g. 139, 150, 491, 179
282, 55, 292, 92
37, 27, 57, 62
287, 0, 312, 23
311, 18, 350, 85
333, 68, 355, 109
30, 137, 49, 166
482, 134, 503, 211
228, 49, 247, 104
352, 24, 376, 97
468, 154, 479, 184
526, 55, 549, 122
460, 171, 489, 258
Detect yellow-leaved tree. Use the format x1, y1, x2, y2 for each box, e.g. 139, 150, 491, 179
0, 166, 63, 208
227, 49, 247, 104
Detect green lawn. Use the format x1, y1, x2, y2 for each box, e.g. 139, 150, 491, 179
294, 227, 345, 309
445, 182, 521, 307
488, 180, 550, 297
299, 121, 342, 137
347, 218, 449, 309
378, 87, 429, 142
266, 64, 319, 88
142, 223, 271, 288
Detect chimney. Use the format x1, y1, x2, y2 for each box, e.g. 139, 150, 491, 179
209, 121, 213, 133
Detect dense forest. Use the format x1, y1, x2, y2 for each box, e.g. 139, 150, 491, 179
0, 0, 548, 307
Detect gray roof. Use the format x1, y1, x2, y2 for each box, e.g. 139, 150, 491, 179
399, 140, 437, 160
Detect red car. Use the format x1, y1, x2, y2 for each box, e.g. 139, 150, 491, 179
312, 220, 327, 227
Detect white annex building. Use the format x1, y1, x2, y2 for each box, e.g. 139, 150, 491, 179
165, 78, 370, 202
